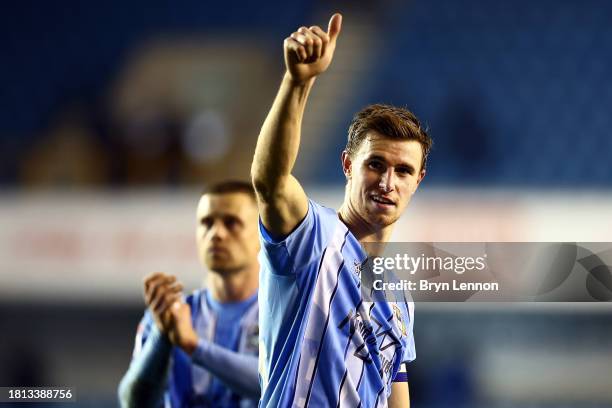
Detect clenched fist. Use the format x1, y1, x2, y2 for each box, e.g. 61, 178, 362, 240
284, 13, 342, 83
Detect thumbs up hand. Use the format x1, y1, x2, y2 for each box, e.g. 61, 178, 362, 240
284, 13, 343, 83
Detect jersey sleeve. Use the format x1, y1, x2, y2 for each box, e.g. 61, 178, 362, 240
402, 299, 416, 364
118, 311, 172, 408
392, 300, 416, 384
191, 339, 260, 399
258, 199, 338, 275
132, 312, 153, 357
392, 363, 409, 383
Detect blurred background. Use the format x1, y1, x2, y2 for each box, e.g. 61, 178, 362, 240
1, 0, 612, 407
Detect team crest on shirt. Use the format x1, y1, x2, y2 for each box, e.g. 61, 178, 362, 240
245, 323, 259, 352
350, 259, 364, 286
352, 260, 362, 277
392, 304, 407, 337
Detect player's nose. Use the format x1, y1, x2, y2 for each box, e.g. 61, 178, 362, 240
209, 220, 228, 240
378, 169, 394, 192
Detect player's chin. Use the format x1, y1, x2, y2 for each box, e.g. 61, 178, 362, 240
206, 257, 234, 272
377, 215, 398, 228
366, 210, 398, 228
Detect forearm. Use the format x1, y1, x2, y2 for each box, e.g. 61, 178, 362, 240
388, 381, 410, 408
118, 328, 172, 408
251, 14, 340, 235
251, 73, 314, 194
191, 338, 260, 399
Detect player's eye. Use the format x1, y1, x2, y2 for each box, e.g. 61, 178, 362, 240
224, 217, 240, 230
200, 218, 213, 229
368, 160, 385, 172
396, 166, 413, 176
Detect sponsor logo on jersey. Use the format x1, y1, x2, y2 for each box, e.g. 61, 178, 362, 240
392, 304, 407, 337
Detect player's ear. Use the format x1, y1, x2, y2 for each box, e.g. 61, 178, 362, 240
341, 150, 352, 180
413, 169, 426, 193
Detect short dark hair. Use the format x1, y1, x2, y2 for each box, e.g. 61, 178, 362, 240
202, 180, 256, 201
346, 104, 433, 171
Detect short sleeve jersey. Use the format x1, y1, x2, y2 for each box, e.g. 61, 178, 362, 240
257, 199, 415, 408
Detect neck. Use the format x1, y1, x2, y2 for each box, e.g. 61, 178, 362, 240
207, 266, 258, 303
338, 201, 395, 250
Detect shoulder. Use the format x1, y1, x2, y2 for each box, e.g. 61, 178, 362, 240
258, 198, 344, 274
259, 198, 339, 243
288, 198, 344, 243
309, 198, 340, 224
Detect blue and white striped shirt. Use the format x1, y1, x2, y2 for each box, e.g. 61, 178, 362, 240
258, 199, 415, 408
125, 289, 260, 407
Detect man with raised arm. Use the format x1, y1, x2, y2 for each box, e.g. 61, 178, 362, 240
119, 181, 260, 407
251, 13, 432, 408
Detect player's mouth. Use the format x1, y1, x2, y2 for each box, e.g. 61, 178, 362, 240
370, 194, 395, 209
208, 246, 228, 254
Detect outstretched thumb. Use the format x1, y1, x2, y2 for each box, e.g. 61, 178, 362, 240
327, 13, 342, 42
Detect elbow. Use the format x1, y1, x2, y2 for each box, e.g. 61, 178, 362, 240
251, 385, 262, 401
250, 162, 265, 192
250, 168, 275, 202
117, 376, 134, 408
118, 374, 154, 408
251, 164, 288, 204
242, 380, 261, 401
250, 160, 272, 188
250, 164, 263, 193
118, 378, 159, 408
251, 178, 270, 202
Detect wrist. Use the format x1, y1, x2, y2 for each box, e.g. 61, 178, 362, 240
283, 71, 315, 88
153, 319, 170, 336
180, 333, 199, 356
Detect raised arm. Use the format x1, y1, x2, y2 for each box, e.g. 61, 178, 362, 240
251, 13, 342, 238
